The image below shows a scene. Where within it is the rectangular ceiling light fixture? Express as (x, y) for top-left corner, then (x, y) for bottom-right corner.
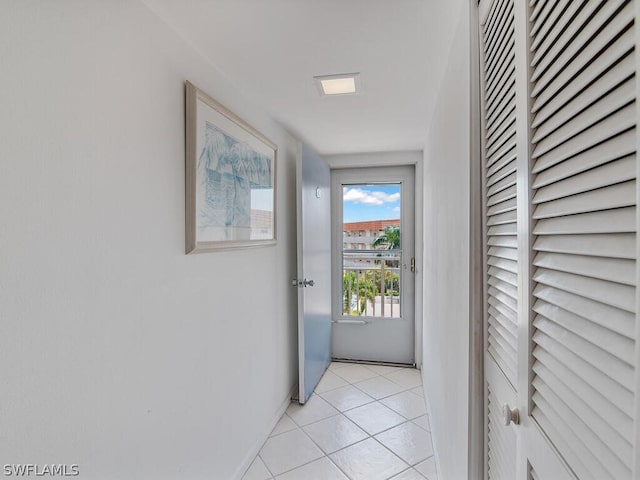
(314, 73), (360, 96)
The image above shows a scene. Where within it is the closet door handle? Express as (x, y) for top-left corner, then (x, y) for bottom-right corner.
(502, 404), (519, 426)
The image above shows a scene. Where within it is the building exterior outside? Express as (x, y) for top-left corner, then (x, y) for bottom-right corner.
(342, 219), (401, 317)
(343, 219), (400, 250)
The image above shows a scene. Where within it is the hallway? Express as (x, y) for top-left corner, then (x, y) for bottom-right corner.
(242, 362), (438, 480)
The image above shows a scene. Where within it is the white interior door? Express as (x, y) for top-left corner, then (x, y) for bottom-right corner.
(522, 1), (637, 478)
(296, 142), (332, 404)
(478, 0), (639, 478)
(331, 166), (415, 364)
(479, 0), (520, 476)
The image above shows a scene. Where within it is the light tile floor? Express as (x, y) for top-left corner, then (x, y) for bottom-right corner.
(242, 362), (439, 480)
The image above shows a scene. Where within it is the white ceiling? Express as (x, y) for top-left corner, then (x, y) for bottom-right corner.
(144, 0), (463, 155)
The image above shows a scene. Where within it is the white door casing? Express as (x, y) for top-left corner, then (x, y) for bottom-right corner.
(331, 166), (416, 364)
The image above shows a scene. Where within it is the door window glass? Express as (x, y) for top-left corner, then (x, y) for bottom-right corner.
(341, 184), (401, 318)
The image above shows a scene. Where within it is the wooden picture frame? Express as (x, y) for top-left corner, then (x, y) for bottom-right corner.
(185, 81), (277, 253)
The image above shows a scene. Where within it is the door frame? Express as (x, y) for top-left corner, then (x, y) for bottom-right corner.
(330, 166), (415, 364)
(326, 152), (424, 367)
(469, 0), (484, 479)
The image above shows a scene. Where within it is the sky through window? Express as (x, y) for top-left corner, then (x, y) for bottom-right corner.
(343, 184), (401, 222)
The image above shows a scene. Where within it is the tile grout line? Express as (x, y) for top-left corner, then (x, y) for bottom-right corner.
(296, 421), (355, 480)
(247, 362), (435, 480)
(256, 452), (275, 480)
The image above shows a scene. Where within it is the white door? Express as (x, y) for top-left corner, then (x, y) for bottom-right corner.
(478, 0), (639, 478)
(478, 0), (520, 476)
(296, 142), (332, 404)
(331, 166), (415, 364)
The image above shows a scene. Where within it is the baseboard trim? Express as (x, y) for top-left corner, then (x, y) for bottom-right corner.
(331, 358), (415, 368)
(233, 384), (296, 480)
(422, 370), (443, 480)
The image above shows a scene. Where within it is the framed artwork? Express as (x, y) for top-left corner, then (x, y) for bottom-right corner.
(185, 81), (277, 253)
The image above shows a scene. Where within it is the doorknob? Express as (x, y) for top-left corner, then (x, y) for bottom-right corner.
(502, 403), (519, 426)
(303, 279), (315, 287)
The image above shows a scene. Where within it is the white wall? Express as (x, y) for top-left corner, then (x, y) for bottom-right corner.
(0, 2), (298, 479)
(421, 2), (472, 480)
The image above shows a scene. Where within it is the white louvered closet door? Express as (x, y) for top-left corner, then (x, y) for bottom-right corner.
(478, 0), (519, 478)
(478, 0), (639, 478)
(524, 0), (638, 479)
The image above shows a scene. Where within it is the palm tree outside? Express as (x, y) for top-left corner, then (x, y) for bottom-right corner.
(372, 226), (400, 250)
(342, 184), (402, 317)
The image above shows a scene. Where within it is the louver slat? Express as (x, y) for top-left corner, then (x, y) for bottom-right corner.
(487, 388), (516, 480)
(532, 1), (632, 92)
(533, 348), (634, 443)
(533, 335), (634, 420)
(487, 184), (516, 207)
(532, 181), (635, 219)
(528, 0), (636, 477)
(532, 129), (636, 187)
(531, 50), (635, 133)
(531, 0), (592, 71)
(532, 103), (636, 167)
(487, 171), (516, 197)
(533, 206), (636, 235)
(532, 27), (635, 116)
(488, 235), (518, 249)
(488, 296), (517, 325)
(487, 144), (516, 177)
(533, 233), (636, 260)
(534, 284), (635, 339)
(487, 209), (516, 227)
(533, 372), (631, 472)
(487, 94), (515, 139)
(534, 268), (635, 313)
(488, 275), (517, 301)
(532, 155), (635, 203)
(485, 22), (514, 92)
(483, 0), (509, 56)
(487, 196), (516, 216)
(488, 266), (517, 287)
(482, 0), (518, 398)
(485, 5), (511, 70)
(532, 407), (599, 480)
(487, 158), (516, 187)
(530, 0), (570, 52)
(533, 251), (635, 286)
(529, 0), (546, 24)
(533, 316), (634, 390)
(533, 368), (633, 468)
(486, 72), (515, 123)
(532, 76), (635, 147)
(487, 256), (517, 275)
(532, 390), (624, 479)
(489, 307), (517, 338)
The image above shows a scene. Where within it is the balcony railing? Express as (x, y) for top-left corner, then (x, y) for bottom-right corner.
(342, 250), (402, 318)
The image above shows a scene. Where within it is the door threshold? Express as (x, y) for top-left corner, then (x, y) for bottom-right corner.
(331, 358), (416, 369)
